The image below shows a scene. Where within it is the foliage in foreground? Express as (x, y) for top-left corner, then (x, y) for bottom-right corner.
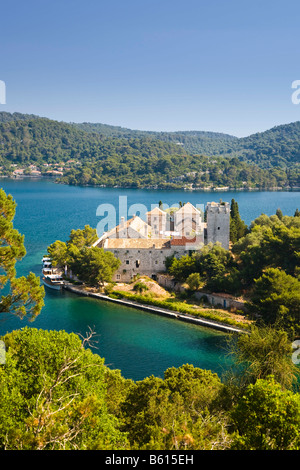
(0, 188), (45, 320)
(0, 326), (299, 450)
(0, 328), (128, 450)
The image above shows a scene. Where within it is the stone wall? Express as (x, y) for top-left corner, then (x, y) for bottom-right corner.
(194, 292), (247, 312)
(108, 247), (181, 282)
(156, 275), (247, 312)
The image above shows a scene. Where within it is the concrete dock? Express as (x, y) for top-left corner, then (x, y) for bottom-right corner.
(63, 282), (247, 335)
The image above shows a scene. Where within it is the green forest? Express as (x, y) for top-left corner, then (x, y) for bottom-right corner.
(0, 112), (299, 189)
(1, 326), (300, 450)
(73, 119), (300, 169)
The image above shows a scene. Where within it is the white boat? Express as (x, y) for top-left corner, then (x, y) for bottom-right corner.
(43, 274), (64, 290)
(42, 256), (52, 269)
(42, 267), (53, 276)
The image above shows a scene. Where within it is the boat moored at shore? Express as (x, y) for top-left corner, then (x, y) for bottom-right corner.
(42, 256), (64, 290)
(43, 274), (64, 290)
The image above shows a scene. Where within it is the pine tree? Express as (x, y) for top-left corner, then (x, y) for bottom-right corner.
(0, 188), (45, 319)
(230, 199), (248, 243)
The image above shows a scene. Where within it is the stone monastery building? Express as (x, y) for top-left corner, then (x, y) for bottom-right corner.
(93, 201), (230, 282)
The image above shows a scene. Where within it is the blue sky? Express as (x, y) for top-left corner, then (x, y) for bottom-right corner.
(0, 0), (300, 136)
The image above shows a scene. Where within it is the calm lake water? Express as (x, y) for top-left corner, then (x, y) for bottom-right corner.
(0, 178), (299, 381)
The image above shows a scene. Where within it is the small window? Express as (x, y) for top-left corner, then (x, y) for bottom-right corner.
(116, 274), (121, 280)
(217, 227), (220, 230)
(155, 260), (158, 264)
(126, 260), (130, 265)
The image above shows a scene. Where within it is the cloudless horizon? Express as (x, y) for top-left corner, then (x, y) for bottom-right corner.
(1, 0), (300, 137)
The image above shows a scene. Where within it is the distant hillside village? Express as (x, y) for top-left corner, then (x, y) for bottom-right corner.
(93, 201), (230, 283)
(6, 161), (80, 177)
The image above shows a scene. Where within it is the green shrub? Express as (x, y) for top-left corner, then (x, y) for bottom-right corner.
(110, 291), (249, 330)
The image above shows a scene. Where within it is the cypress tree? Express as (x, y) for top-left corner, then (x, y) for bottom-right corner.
(230, 199), (248, 243)
(276, 208), (283, 220)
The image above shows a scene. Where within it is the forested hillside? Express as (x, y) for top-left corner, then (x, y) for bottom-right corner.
(223, 121), (300, 169)
(74, 119), (300, 169)
(0, 112), (299, 189)
(74, 121), (238, 156)
(58, 154), (293, 189)
(0, 111), (43, 124)
(0, 116), (186, 165)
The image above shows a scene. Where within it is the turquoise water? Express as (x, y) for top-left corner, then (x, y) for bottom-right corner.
(0, 178), (299, 380)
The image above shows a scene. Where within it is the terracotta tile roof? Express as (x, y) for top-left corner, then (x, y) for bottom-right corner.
(104, 238), (171, 249)
(94, 216), (152, 246)
(170, 236), (197, 246)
